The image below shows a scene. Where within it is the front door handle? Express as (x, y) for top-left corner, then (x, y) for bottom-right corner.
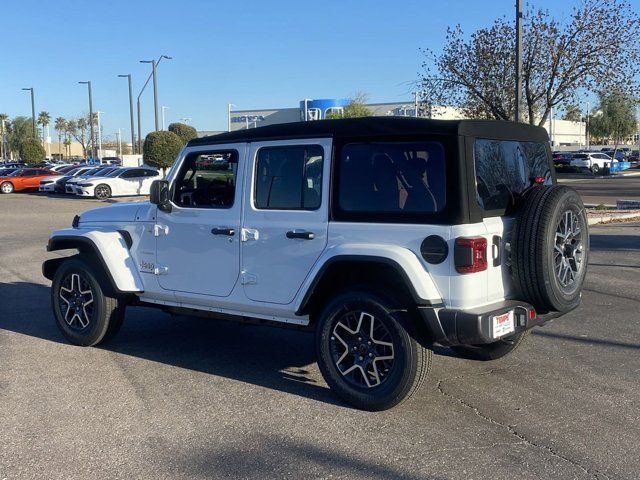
(286, 230), (314, 240)
(211, 227), (235, 236)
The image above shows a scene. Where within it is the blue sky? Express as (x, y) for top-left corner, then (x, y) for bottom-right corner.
(0, 0), (637, 140)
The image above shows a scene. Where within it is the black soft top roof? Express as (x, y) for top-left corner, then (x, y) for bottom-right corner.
(188, 116), (550, 146)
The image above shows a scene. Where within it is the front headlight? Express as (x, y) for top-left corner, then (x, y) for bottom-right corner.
(78, 183), (93, 187)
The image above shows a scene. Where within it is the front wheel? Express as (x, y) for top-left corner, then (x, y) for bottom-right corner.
(1, 182), (14, 194)
(591, 164), (600, 175)
(94, 184), (111, 200)
(316, 289), (432, 411)
(450, 331), (529, 361)
(51, 255), (125, 346)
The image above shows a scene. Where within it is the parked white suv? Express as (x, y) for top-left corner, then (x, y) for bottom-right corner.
(43, 118), (588, 410)
(570, 152), (614, 174)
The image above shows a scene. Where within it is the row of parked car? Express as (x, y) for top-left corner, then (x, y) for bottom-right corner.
(553, 148), (640, 174)
(0, 163), (159, 199)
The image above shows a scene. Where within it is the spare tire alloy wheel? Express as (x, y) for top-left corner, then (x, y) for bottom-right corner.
(1, 182), (13, 194)
(58, 273), (94, 330)
(330, 311), (395, 388)
(554, 210), (584, 290)
(95, 184), (111, 200)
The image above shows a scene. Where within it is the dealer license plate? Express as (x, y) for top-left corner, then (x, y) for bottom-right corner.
(492, 310), (515, 339)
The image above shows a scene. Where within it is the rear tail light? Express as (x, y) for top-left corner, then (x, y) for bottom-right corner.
(454, 237), (488, 274)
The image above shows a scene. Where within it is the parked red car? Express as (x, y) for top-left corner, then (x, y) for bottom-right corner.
(0, 168), (57, 194)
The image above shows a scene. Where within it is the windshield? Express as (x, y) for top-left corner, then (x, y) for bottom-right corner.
(8, 169), (24, 177)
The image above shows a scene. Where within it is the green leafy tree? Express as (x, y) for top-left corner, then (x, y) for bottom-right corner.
(19, 138), (46, 164)
(588, 91), (637, 152)
(421, 0), (640, 125)
(66, 117), (91, 157)
(562, 104), (583, 122)
(168, 122), (198, 144)
(143, 131), (183, 174)
(7, 116), (34, 157)
(325, 93), (372, 119)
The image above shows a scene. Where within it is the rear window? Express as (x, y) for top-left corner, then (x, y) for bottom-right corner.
(474, 139), (551, 211)
(337, 141), (446, 214)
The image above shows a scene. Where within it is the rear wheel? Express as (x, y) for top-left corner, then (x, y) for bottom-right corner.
(591, 164), (600, 175)
(94, 184), (111, 200)
(51, 256), (125, 346)
(1, 182), (14, 194)
(450, 331), (529, 361)
(316, 289), (431, 411)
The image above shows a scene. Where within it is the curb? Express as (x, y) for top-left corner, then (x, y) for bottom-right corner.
(588, 212), (640, 225)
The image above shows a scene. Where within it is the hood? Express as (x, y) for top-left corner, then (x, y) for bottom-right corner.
(79, 202), (149, 223)
(41, 175), (64, 183)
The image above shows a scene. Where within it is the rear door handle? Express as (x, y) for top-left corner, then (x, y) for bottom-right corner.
(211, 227), (235, 236)
(286, 230), (314, 240)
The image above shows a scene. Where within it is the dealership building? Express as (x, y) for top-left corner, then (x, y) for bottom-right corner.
(217, 98), (589, 147)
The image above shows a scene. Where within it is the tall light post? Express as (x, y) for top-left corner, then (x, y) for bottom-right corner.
(227, 104), (235, 132)
(118, 74), (136, 154)
(116, 129), (122, 157)
(161, 106), (169, 130)
(140, 55), (172, 132)
(585, 101), (590, 150)
(515, 0), (523, 122)
(78, 81), (94, 159)
(137, 55), (172, 152)
(22, 88), (36, 137)
(96, 111), (104, 161)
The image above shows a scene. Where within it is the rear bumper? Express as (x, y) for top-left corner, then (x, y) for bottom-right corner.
(419, 300), (569, 346)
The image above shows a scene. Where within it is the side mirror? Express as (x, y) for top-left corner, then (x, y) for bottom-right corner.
(150, 180), (172, 212)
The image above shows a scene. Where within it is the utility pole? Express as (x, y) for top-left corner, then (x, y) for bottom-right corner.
(96, 111), (104, 161)
(78, 81), (94, 159)
(118, 74), (136, 154)
(586, 101), (590, 150)
(117, 129), (122, 157)
(227, 104), (235, 132)
(161, 106), (169, 130)
(22, 88), (36, 137)
(515, 0), (523, 122)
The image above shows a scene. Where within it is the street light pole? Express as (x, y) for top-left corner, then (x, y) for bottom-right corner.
(137, 55), (172, 150)
(586, 101), (590, 150)
(117, 129), (122, 157)
(515, 0), (523, 122)
(161, 106), (169, 130)
(78, 81), (94, 159)
(22, 88), (36, 137)
(118, 74), (136, 154)
(227, 103), (235, 132)
(96, 111), (104, 161)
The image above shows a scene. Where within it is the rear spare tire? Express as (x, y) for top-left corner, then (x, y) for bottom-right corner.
(511, 185), (588, 313)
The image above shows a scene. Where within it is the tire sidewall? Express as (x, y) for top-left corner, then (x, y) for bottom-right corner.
(52, 258), (110, 346)
(316, 290), (418, 410)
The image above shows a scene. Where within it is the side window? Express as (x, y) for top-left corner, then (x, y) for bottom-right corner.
(338, 142), (446, 214)
(120, 169), (141, 179)
(173, 151), (238, 208)
(254, 145), (323, 210)
(474, 139), (551, 211)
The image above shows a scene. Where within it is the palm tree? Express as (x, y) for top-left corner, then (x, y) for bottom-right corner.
(0, 113), (8, 159)
(37, 111), (51, 143)
(54, 117), (67, 160)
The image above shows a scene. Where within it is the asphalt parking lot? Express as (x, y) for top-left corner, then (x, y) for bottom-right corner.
(559, 174), (640, 205)
(1, 193), (639, 479)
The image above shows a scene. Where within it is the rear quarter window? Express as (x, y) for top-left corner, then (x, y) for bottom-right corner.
(474, 139), (551, 211)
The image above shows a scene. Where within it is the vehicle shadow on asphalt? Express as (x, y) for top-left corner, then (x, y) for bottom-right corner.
(589, 233), (640, 251)
(532, 330), (640, 350)
(0, 281), (345, 408)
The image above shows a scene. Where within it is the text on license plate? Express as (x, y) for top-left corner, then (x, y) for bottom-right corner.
(492, 310), (515, 338)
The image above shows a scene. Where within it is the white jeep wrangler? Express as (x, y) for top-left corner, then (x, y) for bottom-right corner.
(43, 117), (588, 411)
